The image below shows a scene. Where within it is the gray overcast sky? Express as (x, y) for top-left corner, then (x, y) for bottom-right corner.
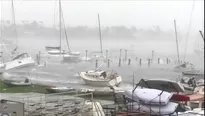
(0, 0), (204, 31)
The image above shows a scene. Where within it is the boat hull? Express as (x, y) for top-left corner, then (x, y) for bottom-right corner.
(5, 57), (35, 71)
(3, 81), (32, 87)
(79, 72), (122, 87)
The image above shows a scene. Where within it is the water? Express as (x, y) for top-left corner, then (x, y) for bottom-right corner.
(0, 36), (204, 101)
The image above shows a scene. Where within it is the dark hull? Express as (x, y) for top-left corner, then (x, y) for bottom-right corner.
(45, 88), (75, 93)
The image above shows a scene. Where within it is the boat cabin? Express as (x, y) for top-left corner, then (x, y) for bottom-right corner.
(85, 70), (107, 78)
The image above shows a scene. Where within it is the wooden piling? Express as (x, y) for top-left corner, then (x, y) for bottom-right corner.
(158, 58), (160, 64)
(38, 51), (41, 63)
(148, 58), (150, 66)
(85, 50), (88, 61)
(107, 59), (110, 68)
(128, 59), (131, 65)
(36, 54), (39, 65)
(95, 60), (98, 68)
(118, 58), (121, 67)
(139, 58), (142, 66)
(120, 49), (122, 59)
(106, 50), (108, 61)
(166, 58), (169, 64)
(125, 49), (127, 61)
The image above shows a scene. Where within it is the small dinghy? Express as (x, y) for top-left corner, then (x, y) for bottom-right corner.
(3, 78), (32, 87)
(45, 86), (75, 93)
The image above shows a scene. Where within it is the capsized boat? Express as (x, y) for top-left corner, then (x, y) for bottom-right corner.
(4, 53), (35, 71)
(79, 69), (122, 87)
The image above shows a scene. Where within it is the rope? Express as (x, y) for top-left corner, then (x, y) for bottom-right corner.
(184, 0), (195, 61)
(60, 5), (71, 52)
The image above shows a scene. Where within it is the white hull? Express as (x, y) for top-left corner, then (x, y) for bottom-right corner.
(5, 57), (35, 71)
(47, 49), (66, 55)
(124, 88), (173, 106)
(79, 72), (122, 87)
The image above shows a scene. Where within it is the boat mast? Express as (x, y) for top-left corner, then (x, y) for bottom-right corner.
(199, 30), (204, 42)
(98, 14), (103, 55)
(60, 4), (71, 52)
(59, 0), (61, 52)
(11, 0), (18, 49)
(174, 20), (180, 65)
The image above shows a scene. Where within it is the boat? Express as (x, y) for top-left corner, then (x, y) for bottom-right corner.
(174, 62), (195, 72)
(3, 78), (32, 87)
(45, 86), (75, 93)
(182, 70), (204, 77)
(137, 78), (185, 93)
(46, 46), (66, 55)
(2, 0), (35, 71)
(4, 53), (35, 71)
(79, 64), (122, 87)
(124, 88), (173, 106)
(46, 0), (80, 59)
(79, 70), (122, 87)
(179, 76), (204, 91)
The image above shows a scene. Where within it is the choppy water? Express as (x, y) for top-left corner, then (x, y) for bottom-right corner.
(0, 36), (204, 100)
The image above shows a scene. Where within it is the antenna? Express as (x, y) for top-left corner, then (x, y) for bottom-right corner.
(174, 20), (180, 65)
(97, 13), (103, 55)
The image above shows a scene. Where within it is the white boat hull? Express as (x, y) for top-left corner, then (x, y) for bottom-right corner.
(5, 57), (35, 71)
(79, 72), (122, 87)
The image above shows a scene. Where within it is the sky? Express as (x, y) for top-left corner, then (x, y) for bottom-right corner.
(0, 0), (204, 32)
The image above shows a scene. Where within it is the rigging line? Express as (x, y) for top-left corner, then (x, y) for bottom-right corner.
(184, 0), (195, 61)
(60, 7), (71, 52)
(201, 0), (204, 30)
(53, 0), (57, 28)
(11, 0), (18, 49)
(59, 0), (61, 50)
(174, 20), (180, 65)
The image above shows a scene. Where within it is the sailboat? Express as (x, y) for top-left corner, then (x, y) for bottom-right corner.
(81, 14), (105, 62)
(79, 64), (122, 87)
(46, 0), (80, 60)
(173, 20), (195, 72)
(3, 0), (35, 71)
